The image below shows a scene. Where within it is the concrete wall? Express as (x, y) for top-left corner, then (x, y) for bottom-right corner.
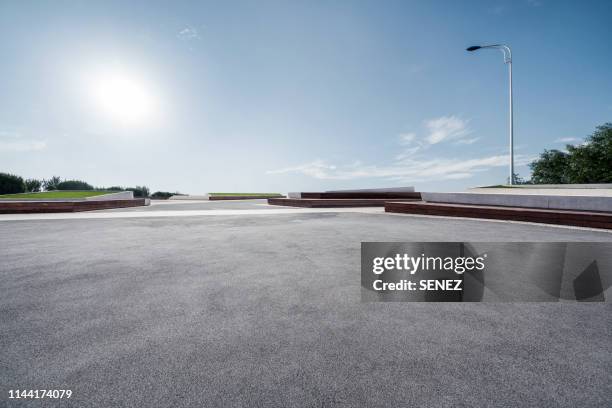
(168, 195), (210, 200)
(422, 192), (612, 213)
(289, 187), (416, 199)
(326, 186), (415, 193)
(477, 183), (612, 189)
(1, 191), (135, 202)
(469, 188), (612, 197)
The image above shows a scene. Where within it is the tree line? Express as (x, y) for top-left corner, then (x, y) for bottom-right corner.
(522, 122), (611, 184)
(0, 174), (153, 198)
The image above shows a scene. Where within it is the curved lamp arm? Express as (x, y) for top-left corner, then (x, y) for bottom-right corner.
(467, 44), (512, 63)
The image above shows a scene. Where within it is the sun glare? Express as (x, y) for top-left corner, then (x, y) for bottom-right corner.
(90, 70), (158, 125)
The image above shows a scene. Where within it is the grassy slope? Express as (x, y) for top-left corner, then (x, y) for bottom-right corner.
(209, 193), (282, 196)
(0, 191), (113, 199)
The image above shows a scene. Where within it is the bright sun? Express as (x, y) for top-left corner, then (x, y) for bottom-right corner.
(90, 70), (158, 125)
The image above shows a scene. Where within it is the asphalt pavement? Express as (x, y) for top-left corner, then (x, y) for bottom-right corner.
(1, 200), (611, 407)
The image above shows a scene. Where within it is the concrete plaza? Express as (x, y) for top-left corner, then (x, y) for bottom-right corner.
(1, 200), (611, 407)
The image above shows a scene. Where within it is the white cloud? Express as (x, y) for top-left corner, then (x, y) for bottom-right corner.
(268, 154), (533, 183)
(454, 137), (480, 145)
(395, 146), (422, 161)
(268, 160), (338, 179)
(554, 137), (580, 143)
(398, 132), (416, 145)
(267, 114), (530, 183)
(424, 115), (471, 144)
(178, 26), (200, 41)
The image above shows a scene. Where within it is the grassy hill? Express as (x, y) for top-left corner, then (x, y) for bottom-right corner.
(0, 191), (113, 199)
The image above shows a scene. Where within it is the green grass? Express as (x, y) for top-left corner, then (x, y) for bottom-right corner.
(209, 192), (282, 196)
(0, 190), (113, 199)
(480, 185), (526, 188)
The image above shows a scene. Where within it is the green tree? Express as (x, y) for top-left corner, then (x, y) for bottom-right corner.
(24, 178), (43, 192)
(127, 186), (150, 198)
(56, 180), (93, 190)
(565, 123), (612, 183)
(529, 150), (570, 184)
(529, 123), (612, 184)
(43, 176), (62, 191)
(0, 172), (26, 194)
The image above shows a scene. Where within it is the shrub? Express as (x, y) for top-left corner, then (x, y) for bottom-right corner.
(24, 178), (43, 192)
(127, 185), (150, 198)
(56, 180), (94, 190)
(0, 172), (26, 194)
(151, 191), (175, 199)
(43, 176), (62, 191)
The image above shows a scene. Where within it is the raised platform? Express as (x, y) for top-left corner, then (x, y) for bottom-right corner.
(268, 198), (394, 208)
(325, 186), (415, 193)
(0, 199), (148, 214)
(385, 201), (612, 230)
(299, 192), (421, 199)
(269, 191), (422, 208)
(209, 194), (284, 201)
(422, 192), (612, 213)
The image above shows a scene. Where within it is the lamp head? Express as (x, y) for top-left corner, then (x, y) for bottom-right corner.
(466, 46), (481, 52)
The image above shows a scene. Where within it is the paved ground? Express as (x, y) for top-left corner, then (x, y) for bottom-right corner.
(1, 200), (611, 407)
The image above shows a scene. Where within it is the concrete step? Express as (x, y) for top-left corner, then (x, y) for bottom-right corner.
(385, 201), (612, 230)
(300, 192), (421, 200)
(209, 194), (284, 200)
(268, 198), (413, 208)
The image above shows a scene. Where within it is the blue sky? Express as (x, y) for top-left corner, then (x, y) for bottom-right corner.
(0, 0), (610, 193)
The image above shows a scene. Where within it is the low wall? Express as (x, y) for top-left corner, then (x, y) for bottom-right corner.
(0, 199), (147, 214)
(0, 191), (135, 202)
(326, 186), (415, 193)
(289, 188), (416, 199)
(169, 195), (210, 200)
(422, 192), (612, 213)
(209, 194), (284, 200)
(477, 183), (612, 189)
(300, 192), (421, 199)
(469, 188), (612, 197)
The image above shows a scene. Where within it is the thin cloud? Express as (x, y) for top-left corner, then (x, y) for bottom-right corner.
(268, 114), (530, 183)
(395, 146), (422, 161)
(268, 154), (533, 183)
(398, 132), (417, 145)
(177, 25), (200, 41)
(554, 137), (580, 143)
(454, 137), (480, 145)
(424, 115), (471, 144)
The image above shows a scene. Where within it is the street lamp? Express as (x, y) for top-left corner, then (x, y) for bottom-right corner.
(467, 44), (514, 185)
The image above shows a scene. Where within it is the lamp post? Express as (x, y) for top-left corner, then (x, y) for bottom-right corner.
(466, 44), (514, 185)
